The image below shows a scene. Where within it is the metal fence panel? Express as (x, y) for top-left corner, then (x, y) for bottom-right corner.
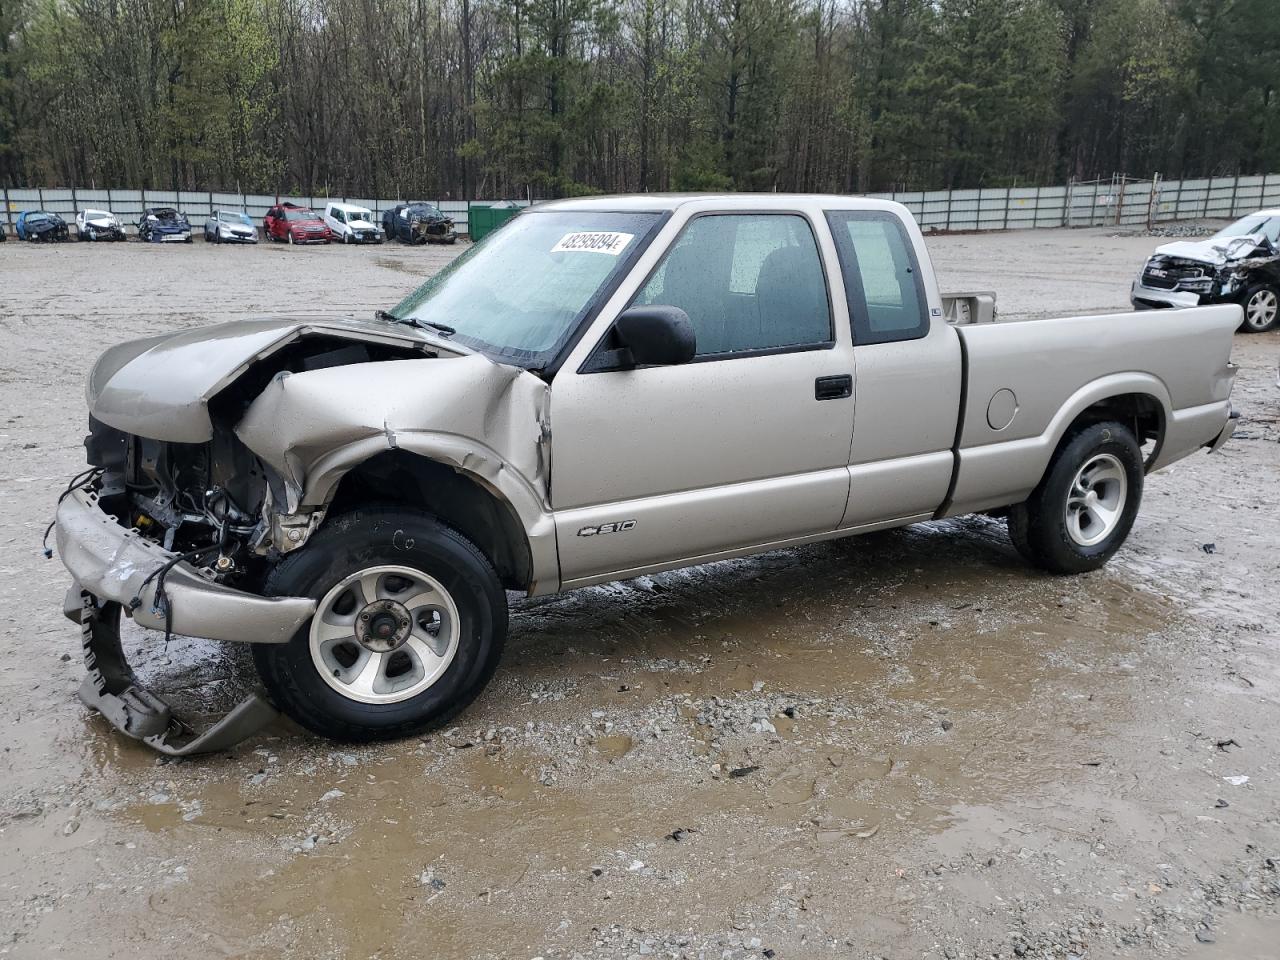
(6, 175), (1279, 235)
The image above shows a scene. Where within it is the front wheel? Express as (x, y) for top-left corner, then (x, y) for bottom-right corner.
(1240, 283), (1280, 333)
(1007, 420), (1143, 574)
(254, 509), (507, 742)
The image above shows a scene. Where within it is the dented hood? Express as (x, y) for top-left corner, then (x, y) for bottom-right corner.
(87, 317), (442, 442)
(1153, 233), (1273, 267)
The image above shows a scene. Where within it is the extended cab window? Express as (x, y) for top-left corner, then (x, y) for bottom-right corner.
(632, 213), (830, 357)
(826, 212), (928, 344)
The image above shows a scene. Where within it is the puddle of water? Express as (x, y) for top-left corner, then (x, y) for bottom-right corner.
(1198, 911), (1280, 959)
(594, 733), (634, 760)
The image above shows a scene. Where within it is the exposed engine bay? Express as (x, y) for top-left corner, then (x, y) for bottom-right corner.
(84, 334), (433, 594)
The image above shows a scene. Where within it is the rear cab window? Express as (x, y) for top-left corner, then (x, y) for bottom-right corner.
(825, 211), (928, 345)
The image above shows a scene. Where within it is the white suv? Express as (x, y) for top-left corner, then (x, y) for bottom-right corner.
(325, 202), (382, 244)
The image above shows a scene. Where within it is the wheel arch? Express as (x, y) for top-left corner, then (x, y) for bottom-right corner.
(945, 373), (1171, 518)
(312, 447), (556, 594)
(1056, 388), (1167, 472)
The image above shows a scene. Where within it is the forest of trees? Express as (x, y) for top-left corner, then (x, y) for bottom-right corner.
(0, 0), (1277, 198)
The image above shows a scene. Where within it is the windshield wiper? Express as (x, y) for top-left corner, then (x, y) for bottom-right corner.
(375, 309), (456, 337)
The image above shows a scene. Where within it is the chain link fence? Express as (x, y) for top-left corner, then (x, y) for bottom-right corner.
(4, 173), (1280, 235)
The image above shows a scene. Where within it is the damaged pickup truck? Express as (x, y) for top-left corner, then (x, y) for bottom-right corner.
(1132, 210), (1280, 332)
(54, 195), (1240, 754)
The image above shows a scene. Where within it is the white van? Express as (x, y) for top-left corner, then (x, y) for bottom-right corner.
(324, 202), (382, 244)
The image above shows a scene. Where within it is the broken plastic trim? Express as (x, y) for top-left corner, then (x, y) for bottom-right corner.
(77, 592), (280, 756)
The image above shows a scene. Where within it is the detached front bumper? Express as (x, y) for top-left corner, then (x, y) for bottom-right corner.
(55, 485), (314, 644)
(55, 484), (316, 755)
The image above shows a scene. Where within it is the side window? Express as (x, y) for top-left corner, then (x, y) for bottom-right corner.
(825, 212), (928, 345)
(632, 213), (831, 357)
(333, 209), (345, 223)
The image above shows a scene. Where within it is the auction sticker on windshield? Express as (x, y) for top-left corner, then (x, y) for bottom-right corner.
(552, 232), (635, 255)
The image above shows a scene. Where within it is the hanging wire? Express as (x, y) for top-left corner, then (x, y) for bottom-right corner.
(42, 467), (104, 558)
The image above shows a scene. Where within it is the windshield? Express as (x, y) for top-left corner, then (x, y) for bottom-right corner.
(349, 209), (373, 223)
(1213, 214), (1280, 244)
(392, 210), (662, 366)
(219, 211), (252, 225)
(284, 209), (314, 221)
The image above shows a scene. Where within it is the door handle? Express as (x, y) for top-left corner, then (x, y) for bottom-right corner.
(814, 374), (852, 401)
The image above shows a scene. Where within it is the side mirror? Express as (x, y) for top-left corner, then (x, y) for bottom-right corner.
(614, 305), (696, 367)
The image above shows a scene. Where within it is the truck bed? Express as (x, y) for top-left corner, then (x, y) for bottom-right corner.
(942, 303), (1240, 517)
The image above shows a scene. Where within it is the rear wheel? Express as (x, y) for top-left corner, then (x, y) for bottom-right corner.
(1240, 283), (1279, 333)
(254, 508), (507, 742)
(1006, 421), (1143, 574)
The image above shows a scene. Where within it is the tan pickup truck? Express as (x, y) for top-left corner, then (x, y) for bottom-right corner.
(55, 195), (1239, 753)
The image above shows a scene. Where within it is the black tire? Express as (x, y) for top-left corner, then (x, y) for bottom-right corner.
(1006, 420), (1143, 574)
(254, 508), (507, 743)
(1239, 282), (1280, 333)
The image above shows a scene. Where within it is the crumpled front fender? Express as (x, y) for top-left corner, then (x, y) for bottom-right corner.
(235, 353), (558, 589)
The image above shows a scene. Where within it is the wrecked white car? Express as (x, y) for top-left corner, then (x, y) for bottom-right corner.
(53, 195), (1240, 754)
(1132, 211), (1280, 332)
(75, 208), (127, 241)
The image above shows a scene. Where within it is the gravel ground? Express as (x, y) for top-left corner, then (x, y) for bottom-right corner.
(1, 224), (1278, 960)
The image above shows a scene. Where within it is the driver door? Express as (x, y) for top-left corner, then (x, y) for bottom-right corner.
(550, 211), (857, 587)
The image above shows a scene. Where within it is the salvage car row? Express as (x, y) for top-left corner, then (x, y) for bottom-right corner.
(0, 201), (458, 245)
(7, 200), (1279, 333)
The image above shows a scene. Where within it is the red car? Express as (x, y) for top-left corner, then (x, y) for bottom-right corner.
(264, 203), (332, 244)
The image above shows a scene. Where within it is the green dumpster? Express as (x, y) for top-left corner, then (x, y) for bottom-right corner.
(467, 200), (522, 242)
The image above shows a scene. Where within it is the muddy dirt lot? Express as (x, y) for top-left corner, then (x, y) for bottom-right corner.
(1, 226), (1278, 960)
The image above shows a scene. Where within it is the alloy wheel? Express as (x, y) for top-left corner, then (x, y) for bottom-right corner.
(309, 565), (461, 705)
(1245, 288), (1278, 330)
(1064, 453), (1128, 547)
